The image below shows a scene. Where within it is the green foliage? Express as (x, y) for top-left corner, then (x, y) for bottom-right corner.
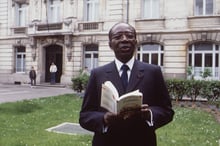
(185, 80), (203, 101)
(166, 79), (187, 101)
(166, 79), (220, 102)
(71, 73), (89, 92)
(186, 66), (192, 76)
(200, 68), (212, 79)
(186, 66), (212, 80)
(201, 81), (220, 102)
(186, 66), (194, 80)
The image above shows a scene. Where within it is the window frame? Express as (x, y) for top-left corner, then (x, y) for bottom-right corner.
(188, 42), (219, 79)
(15, 3), (27, 26)
(137, 43), (164, 67)
(194, 0), (214, 16)
(47, 0), (61, 23)
(15, 46), (26, 73)
(83, 44), (99, 71)
(84, 0), (99, 21)
(142, 0), (160, 19)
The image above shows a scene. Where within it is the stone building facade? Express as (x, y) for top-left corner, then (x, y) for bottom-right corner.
(0, 0), (220, 85)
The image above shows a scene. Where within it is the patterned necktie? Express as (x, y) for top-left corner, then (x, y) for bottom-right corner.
(120, 64), (129, 89)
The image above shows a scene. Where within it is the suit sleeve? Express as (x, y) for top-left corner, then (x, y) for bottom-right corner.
(79, 69), (106, 133)
(149, 66), (174, 129)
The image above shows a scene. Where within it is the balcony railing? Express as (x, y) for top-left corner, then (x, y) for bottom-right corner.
(37, 23), (63, 31)
(135, 18), (165, 31)
(188, 15), (220, 28)
(28, 20), (103, 35)
(78, 22), (104, 32)
(11, 27), (27, 35)
(28, 20), (73, 36)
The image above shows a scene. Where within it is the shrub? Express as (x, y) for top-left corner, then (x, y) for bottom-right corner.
(71, 73), (89, 93)
(186, 66), (194, 80)
(206, 81), (220, 101)
(166, 79), (220, 102)
(185, 80), (203, 101)
(166, 79), (187, 101)
(200, 68), (212, 79)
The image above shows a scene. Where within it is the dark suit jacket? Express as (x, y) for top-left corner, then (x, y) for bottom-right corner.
(79, 60), (174, 146)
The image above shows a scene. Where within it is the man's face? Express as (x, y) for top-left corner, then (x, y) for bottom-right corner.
(109, 23), (137, 63)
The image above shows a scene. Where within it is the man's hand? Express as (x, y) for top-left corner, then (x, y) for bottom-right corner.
(104, 112), (121, 126)
(140, 104), (151, 121)
(104, 104), (151, 125)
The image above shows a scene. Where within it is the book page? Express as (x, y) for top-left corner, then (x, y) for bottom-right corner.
(104, 81), (119, 99)
(117, 90), (143, 114)
(119, 90), (142, 100)
(100, 83), (117, 113)
(101, 81), (143, 115)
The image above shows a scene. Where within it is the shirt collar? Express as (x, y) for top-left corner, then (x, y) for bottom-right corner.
(115, 56), (135, 72)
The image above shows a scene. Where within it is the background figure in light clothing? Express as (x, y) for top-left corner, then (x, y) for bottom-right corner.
(49, 62), (57, 84)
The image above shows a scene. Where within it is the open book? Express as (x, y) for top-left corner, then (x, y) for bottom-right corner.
(101, 81), (143, 115)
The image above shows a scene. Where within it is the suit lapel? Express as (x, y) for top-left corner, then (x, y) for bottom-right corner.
(127, 60), (144, 92)
(105, 62), (125, 95)
(104, 60), (144, 95)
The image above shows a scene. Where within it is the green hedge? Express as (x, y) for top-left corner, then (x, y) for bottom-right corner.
(71, 73), (220, 102)
(166, 79), (220, 102)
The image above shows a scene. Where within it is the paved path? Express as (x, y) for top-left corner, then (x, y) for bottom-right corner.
(0, 83), (75, 104)
(46, 122), (93, 135)
(0, 83), (92, 135)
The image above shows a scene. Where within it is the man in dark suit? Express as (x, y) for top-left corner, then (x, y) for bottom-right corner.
(79, 22), (174, 146)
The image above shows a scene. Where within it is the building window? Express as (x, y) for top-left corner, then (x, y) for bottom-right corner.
(188, 42), (219, 79)
(15, 47), (26, 73)
(15, 3), (27, 26)
(142, 0), (160, 19)
(47, 0), (61, 23)
(84, 44), (98, 71)
(195, 0), (213, 16)
(137, 43), (163, 67)
(84, 0), (99, 21)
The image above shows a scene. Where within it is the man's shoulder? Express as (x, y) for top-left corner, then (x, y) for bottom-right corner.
(96, 61), (114, 69)
(135, 60), (161, 71)
(136, 60), (157, 67)
(91, 62), (114, 72)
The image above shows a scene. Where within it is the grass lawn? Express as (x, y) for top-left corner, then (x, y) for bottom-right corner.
(0, 94), (220, 146)
(156, 106), (220, 146)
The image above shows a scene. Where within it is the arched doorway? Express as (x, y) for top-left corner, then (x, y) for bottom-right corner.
(45, 45), (63, 83)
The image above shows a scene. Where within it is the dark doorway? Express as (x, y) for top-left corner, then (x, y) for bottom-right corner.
(45, 45), (63, 83)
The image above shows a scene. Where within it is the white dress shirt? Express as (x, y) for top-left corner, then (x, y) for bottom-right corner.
(114, 56), (135, 82)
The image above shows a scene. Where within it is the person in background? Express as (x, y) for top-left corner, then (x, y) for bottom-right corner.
(81, 66), (90, 76)
(79, 22), (174, 146)
(29, 66), (36, 86)
(49, 62), (57, 84)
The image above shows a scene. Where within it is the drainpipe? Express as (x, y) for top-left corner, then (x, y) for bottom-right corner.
(126, 0), (129, 23)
